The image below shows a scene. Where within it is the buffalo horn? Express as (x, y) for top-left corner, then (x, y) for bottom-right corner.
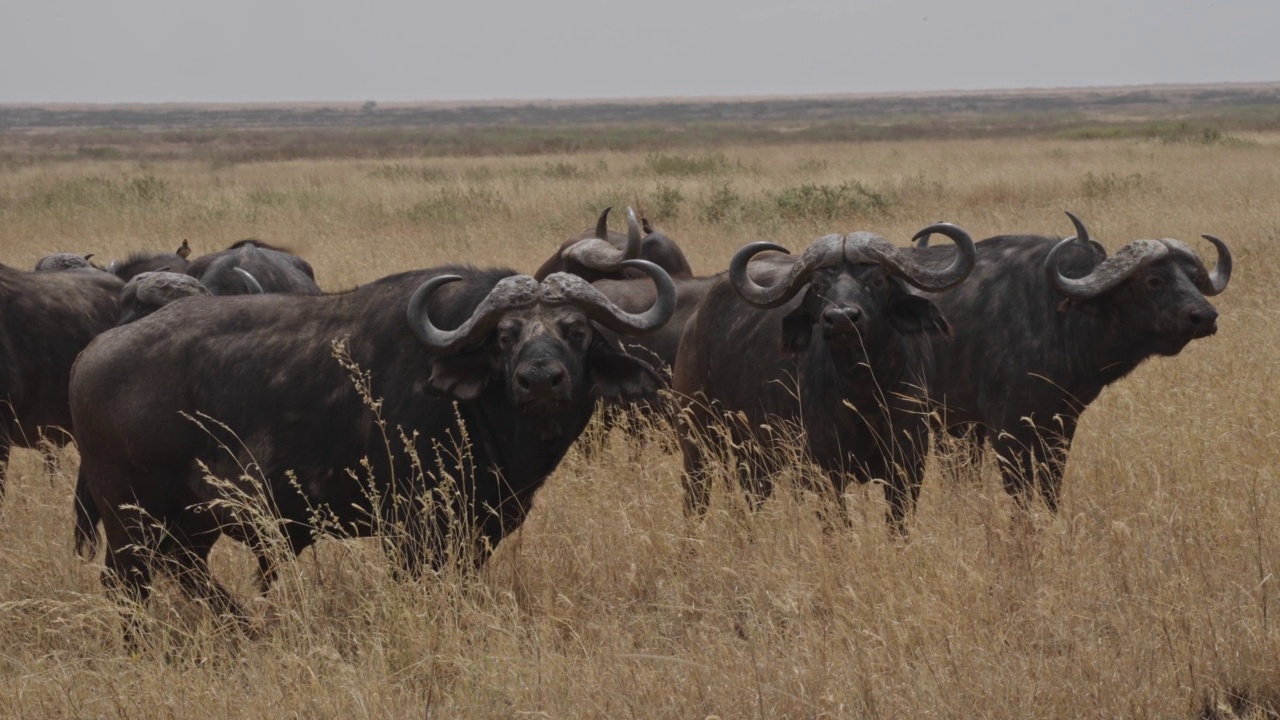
(560, 205), (646, 272)
(1064, 210), (1109, 258)
(1046, 237), (1170, 300)
(408, 274), (540, 353)
(1193, 234), (1232, 296)
(594, 206), (611, 240)
(730, 235), (844, 308)
(130, 271), (210, 306)
(234, 267), (264, 294)
(624, 207), (644, 259)
(541, 259), (675, 335)
(889, 222), (976, 291)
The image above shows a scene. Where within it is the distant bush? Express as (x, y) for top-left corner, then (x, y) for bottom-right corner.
(648, 182), (684, 220)
(645, 152), (734, 177)
(76, 145), (124, 160)
(513, 161), (586, 180)
(368, 163), (452, 182)
(1058, 121), (1243, 146)
(697, 183), (750, 224)
(27, 173), (172, 211)
(796, 158), (829, 173)
(772, 181), (892, 222)
(404, 185), (506, 224)
(1152, 122), (1226, 145)
(1080, 171), (1149, 200)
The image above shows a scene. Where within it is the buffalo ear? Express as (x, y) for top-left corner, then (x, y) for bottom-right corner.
(427, 352), (493, 400)
(781, 306), (814, 353)
(890, 294), (951, 336)
(589, 343), (663, 403)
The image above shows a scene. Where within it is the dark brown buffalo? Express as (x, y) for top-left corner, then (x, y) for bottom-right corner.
(71, 260), (675, 635)
(0, 264), (122, 498)
(674, 224), (975, 530)
(913, 212), (1231, 510)
(106, 240), (192, 281)
(534, 206), (694, 283)
(115, 270), (212, 326)
(185, 239), (320, 295)
(34, 253), (96, 271)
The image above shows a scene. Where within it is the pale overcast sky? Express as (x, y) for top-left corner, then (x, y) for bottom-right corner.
(1, 0), (1275, 103)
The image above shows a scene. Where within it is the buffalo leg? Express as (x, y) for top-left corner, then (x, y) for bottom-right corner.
(939, 424), (985, 483)
(164, 538), (249, 628)
(39, 439), (59, 479)
(1036, 413), (1079, 513)
(735, 447), (775, 512)
(102, 545), (154, 648)
(992, 417), (1076, 513)
(251, 524), (312, 595)
(813, 473), (851, 533)
(883, 471), (924, 535)
(678, 417), (715, 518)
(0, 440), (9, 501)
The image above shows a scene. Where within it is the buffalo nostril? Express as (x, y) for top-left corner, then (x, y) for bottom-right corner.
(1188, 309), (1218, 326)
(822, 307), (862, 329)
(548, 369), (566, 389)
(516, 373), (531, 390)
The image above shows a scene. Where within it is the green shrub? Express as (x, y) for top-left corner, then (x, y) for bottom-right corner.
(697, 183), (750, 225)
(368, 163), (452, 182)
(1080, 171), (1148, 199)
(648, 182), (684, 220)
(644, 152), (734, 177)
(772, 180), (892, 222)
(405, 185), (506, 224)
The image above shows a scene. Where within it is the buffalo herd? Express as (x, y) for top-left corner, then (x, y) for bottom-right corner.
(0, 209), (1232, 638)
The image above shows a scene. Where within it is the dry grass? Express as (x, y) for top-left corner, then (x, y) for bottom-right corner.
(2, 133), (1280, 718)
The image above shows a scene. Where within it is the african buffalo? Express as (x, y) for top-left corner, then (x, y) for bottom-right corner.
(674, 224), (976, 530)
(0, 264), (122, 499)
(71, 260), (675, 633)
(534, 206), (694, 283)
(34, 253), (96, 271)
(185, 239), (320, 295)
(115, 270), (213, 326)
(106, 240), (192, 281)
(913, 212), (1231, 510)
(543, 208), (710, 381)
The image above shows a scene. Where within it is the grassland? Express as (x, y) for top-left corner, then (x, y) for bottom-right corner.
(2, 89), (1280, 718)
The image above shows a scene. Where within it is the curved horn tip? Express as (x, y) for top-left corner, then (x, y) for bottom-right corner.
(406, 274), (466, 346)
(1198, 234), (1232, 295)
(234, 267), (264, 294)
(608, 259), (678, 333)
(623, 207), (643, 259)
(1064, 210), (1091, 243)
(728, 241), (804, 309)
(594, 206), (612, 238)
(892, 223), (976, 291)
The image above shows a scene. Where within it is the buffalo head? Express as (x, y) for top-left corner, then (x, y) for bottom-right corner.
(408, 259), (676, 419)
(1046, 212), (1231, 356)
(117, 271), (211, 325)
(729, 223), (975, 355)
(34, 253), (96, 271)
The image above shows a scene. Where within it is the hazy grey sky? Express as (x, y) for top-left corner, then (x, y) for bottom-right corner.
(2, 0), (1275, 103)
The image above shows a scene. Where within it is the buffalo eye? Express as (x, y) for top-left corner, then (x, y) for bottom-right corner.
(561, 320), (591, 347)
(865, 271), (888, 291)
(496, 320), (521, 351)
(1145, 274), (1165, 290)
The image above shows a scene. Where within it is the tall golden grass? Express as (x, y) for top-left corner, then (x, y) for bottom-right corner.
(1, 132), (1279, 718)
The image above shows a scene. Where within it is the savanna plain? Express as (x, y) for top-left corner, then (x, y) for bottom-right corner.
(2, 108), (1280, 718)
